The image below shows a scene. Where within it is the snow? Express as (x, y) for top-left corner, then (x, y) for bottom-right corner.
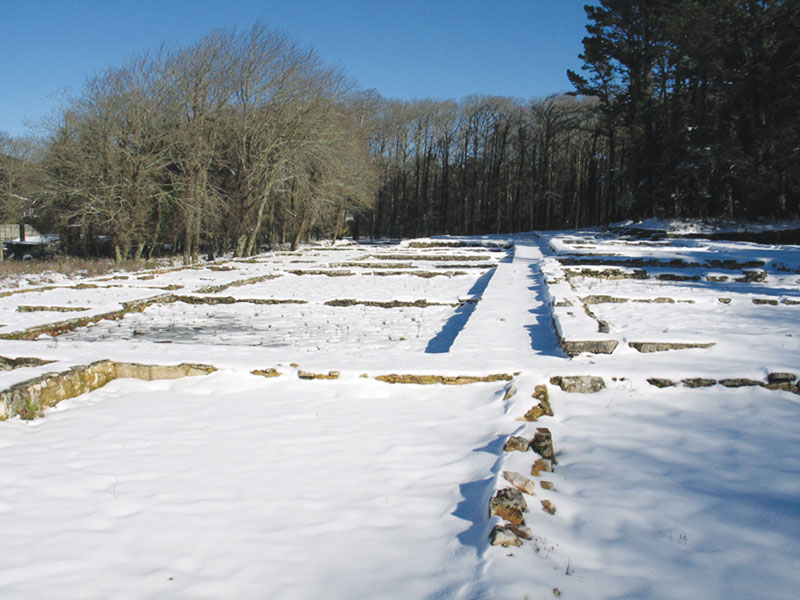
(1, 232), (799, 599)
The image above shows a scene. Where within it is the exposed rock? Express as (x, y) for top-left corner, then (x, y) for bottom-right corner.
(735, 269), (767, 283)
(368, 270), (468, 278)
(559, 339), (619, 356)
(647, 378), (676, 388)
(784, 299), (800, 305)
(502, 471), (536, 495)
(522, 405), (546, 422)
(632, 296), (675, 303)
(17, 305), (90, 313)
(504, 523), (533, 540)
(657, 273), (701, 282)
(682, 378), (717, 388)
(597, 320), (610, 334)
(324, 298), (453, 308)
(531, 428), (556, 462)
(563, 267), (648, 280)
(707, 259), (765, 270)
(752, 298), (779, 305)
(629, 342), (715, 353)
(176, 295), (306, 306)
(580, 295), (628, 304)
(532, 458), (553, 475)
(374, 373), (512, 385)
(251, 368), (281, 378)
(328, 262), (415, 269)
(541, 500), (556, 515)
(287, 269), (354, 277)
(707, 275), (729, 282)
(540, 481), (556, 491)
(0, 355), (55, 371)
(561, 256), (699, 269)
(718, 378), (762, 388)
(194, 273), (281, 293)
(533, 384), (550, 405)
(297, 370), (340, 380)
(489, 525), (522, 547)
(718, 297), (732, 304)
(554, 299), (573, 307)
(489, 488), (527, 525)
(504, 436), (530, 453)
(767, 372), (797, 384)
(373, 254), (489, 262)
(1, 361), (216, 420)
(0, 293), (174, 341)
(550, 375), (605, 393)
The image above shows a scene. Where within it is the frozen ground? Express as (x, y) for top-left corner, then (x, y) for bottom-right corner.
(1, 231), (798, 599)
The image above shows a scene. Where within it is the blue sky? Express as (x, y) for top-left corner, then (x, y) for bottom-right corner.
(1, 0), (591, 137)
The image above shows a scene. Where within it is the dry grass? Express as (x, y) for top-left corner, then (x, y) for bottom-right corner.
(0, 257), (164, 280)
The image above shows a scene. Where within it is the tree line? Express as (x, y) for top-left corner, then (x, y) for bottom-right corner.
(3, 25), (377, 262)
(2, 2), (798, 261)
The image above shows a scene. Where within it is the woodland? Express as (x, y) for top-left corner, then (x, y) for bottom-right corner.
(1, 0), (798, 262)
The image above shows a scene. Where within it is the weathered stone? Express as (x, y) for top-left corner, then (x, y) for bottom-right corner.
(324, 298), (452, 308)
(647, 378), (676, 388)
(0, 293), (175, 340)
(251, 368), (281, 378)
(0, 356), (55, 372)
(373, 253), (489, 262)
(287, 269), (354, 277)
(504, 523), (533, 540)
(559, 340), (619, 356)
(489, 525), (522, 547)
(597, 320), (610, 333)
(368, 270), (468, 278)
(532, 458), (553, 475)
(658, 273), (701, 282)
(752, 298), (779, 305)
(718, 378), (762, 388)
(550, 375), (605, 393)
(541, 500), (556, 515)
(194, 273), (281, 293)
(531, 428), (556, 462)
(707, 259), (765, 270)
(784, 299), (800, 305)
(521, 405), (547, 422)
(504, 436), (530, 453)
(580, 295), (629, 304)
(629, 342), (715, 353)
(718, 297), (732, 304)
(297, 370), (340, 380)
(540, 481), (556, 491)
(735, 269), (767, 283)
(489, 488), (527, 525)
(682, 377), (717, 388)
(16, 305), (90, 313)
(502, 471), (536, 495)
(0, 361), (216, 421)
(767, 372), (796, 384)
(375, 373), (512, 385)
(532, 384), (549, 404)
(707, 275), (729, 282)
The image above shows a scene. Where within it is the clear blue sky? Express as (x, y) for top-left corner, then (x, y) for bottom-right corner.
(1, 0), (591, 138)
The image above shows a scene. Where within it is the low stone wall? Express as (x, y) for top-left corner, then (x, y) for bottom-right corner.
(0, 360), (216, 420)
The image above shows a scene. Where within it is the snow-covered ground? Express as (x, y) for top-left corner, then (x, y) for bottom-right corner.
(1, 231), (798, 599)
